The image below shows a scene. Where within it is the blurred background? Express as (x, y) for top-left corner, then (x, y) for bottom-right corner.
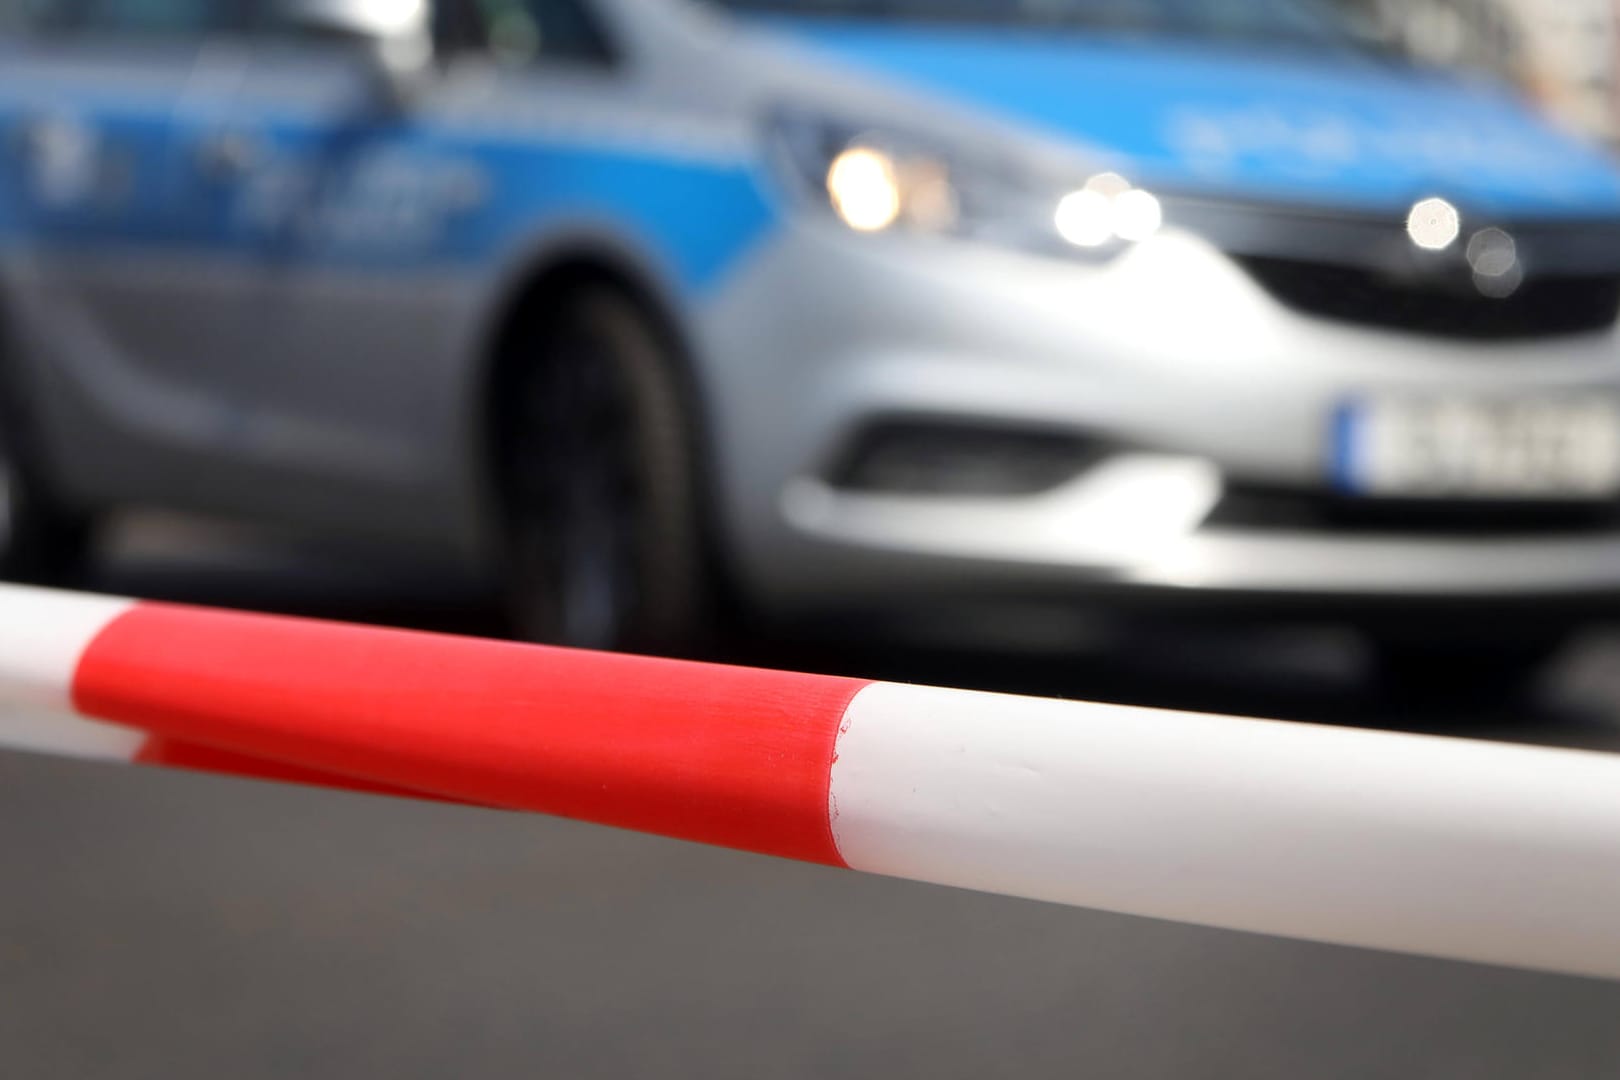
(8, 0), (1620, 1076)
(1338, 0), (1620, 145)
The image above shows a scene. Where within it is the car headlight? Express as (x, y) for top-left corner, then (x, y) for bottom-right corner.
(767, 109), (1162, 254)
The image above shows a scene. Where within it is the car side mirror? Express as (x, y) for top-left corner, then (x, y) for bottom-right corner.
(269, 0), (435, 114)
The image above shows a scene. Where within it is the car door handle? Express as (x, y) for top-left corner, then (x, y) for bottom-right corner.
(193, 129), (264, 181)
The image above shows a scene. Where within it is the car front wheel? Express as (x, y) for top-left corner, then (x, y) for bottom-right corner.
(501, 285), (710, 655)
(0, 417), (90, 586)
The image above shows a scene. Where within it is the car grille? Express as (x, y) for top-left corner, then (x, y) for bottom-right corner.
(1236, 256), (1620, 340)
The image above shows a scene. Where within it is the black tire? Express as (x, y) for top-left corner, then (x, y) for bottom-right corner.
(0, 424), (90, 586)
(500, 286), (710, 654)
(1370, 633), (1568, 702)
(0, 324), (90, 586)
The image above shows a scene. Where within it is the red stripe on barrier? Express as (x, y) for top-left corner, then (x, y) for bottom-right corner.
(76, 604), (867, 865)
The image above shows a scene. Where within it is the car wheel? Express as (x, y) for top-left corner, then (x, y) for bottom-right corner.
(0, 416), (90, 586)
(1370, 632), (1569, 702)
(502, 286), (709, 654)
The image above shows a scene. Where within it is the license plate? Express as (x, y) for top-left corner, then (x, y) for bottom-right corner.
(1332, 396), (1620, 498)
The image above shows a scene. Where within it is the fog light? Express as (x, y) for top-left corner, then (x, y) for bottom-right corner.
(1056, 173), (1162, 248)
(1111, 188), (1163, 242)
(829, 422), (1101, 496)
(1055, 189), (1114, 248)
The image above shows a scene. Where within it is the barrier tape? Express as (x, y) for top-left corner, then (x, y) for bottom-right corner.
(1, 582), (1618, 979)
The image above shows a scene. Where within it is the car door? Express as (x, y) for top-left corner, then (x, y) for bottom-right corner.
(200, 0), (630, 546)
(154, 0), (489, 542)
(0, 1), (264, 507)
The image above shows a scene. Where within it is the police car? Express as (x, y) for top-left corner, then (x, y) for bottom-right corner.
(6, 0), (1620, 683)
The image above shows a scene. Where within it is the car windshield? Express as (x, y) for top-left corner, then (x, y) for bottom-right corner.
(707, 0), (1382, 52)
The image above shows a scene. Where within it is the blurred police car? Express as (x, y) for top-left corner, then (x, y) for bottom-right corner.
(5, 0), (1620, 682)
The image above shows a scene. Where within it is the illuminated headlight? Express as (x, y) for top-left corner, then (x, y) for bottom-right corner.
(769, 109), (1158, 255)
(826, 147), (901, 231)
(1407, 196), (1461, 251)
(824, 146), (958, 233)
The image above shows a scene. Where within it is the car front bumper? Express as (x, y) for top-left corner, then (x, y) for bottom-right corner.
(697, 216), (1620, 617)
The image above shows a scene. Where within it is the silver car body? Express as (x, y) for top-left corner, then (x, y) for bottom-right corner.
(5, 0), (1620, 636)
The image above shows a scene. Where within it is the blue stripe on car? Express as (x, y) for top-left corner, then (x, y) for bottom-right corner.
(0, 102), (779, 296)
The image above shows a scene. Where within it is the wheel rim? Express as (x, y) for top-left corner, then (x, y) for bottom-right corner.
(517, 334), (642, 649)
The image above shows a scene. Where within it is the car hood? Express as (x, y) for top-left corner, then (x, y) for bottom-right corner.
(758, 19), (1620, 219)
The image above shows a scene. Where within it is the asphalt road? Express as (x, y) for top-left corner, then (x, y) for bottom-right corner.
(6, 514), (1620, 1079)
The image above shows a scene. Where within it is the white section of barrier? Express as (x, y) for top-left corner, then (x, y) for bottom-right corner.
(0, 707), (145, 762)
(0, 590), (131, 711)
(831, 682), (1620, 979)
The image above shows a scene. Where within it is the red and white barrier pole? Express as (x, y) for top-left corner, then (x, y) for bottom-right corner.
(2, 582), (1619, 979)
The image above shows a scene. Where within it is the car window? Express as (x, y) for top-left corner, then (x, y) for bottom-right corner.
(16, 0), (248, 35)
(473, 0), (616, 66)
(708, 0), (1387, 54)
